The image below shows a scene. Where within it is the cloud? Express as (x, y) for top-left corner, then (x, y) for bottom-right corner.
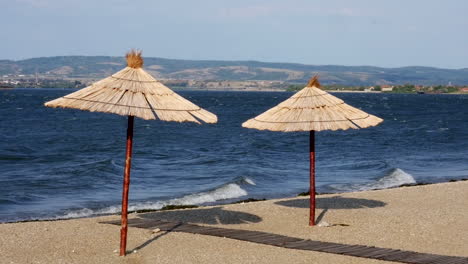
(214, 1), (378, 21)
(219, 5), (276, 19)
(14, 0), (52, 8)
(334, 7), (365, 17)
(13, 0), (125, 9)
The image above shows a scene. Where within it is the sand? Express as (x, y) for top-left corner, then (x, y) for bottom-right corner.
(0, 181), (467, 264)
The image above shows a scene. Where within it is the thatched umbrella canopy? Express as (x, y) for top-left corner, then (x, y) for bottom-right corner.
(45, 50), (217, 256)
(45, 52), (216, 123)
(242, 76), (382, 226)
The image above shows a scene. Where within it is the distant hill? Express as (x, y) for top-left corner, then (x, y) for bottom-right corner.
(1, 56), (468, 85)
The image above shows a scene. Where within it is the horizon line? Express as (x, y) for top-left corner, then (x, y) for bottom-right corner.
(1, 55), (467, 71)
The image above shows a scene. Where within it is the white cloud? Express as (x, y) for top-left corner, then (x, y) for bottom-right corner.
(14, 0), (52, 8)
(214, 1), (379, 21)
(219, 5), (276, 19)
(334, 7), (365, 17)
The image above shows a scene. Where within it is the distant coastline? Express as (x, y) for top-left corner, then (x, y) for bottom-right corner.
(5, 86), (468, 95)
(2, 55), (468, 88)
(3, 78), (468, 95)
(2, 55), (468, 94)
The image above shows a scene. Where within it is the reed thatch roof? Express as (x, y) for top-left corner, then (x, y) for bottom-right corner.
(242, 76), (383, 132)
(45, 51), (217, 124)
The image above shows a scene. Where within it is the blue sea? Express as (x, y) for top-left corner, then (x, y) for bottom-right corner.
(1, 89), (467, 223)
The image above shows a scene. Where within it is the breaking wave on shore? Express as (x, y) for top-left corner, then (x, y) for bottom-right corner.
(56, 177), (255, 220)
(328, 168), (416, 192)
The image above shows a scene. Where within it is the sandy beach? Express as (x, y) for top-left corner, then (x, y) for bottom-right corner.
(1, 181), (467, 264)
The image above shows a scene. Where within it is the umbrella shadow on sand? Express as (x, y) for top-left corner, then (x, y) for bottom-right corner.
(129, 207), (262, 253)
(275, 196), (386, 225)
(275, 196), (386, 210)
(138, 206), (262, 225)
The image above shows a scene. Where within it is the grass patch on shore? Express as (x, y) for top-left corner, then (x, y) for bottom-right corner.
(131, 205), (199, 214)
(161, 205), (199, 211)
(233, 198), (266, 204)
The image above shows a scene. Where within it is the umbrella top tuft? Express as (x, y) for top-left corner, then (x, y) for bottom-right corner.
(126, 50), (143, 69)
(306, 75), (321, 88)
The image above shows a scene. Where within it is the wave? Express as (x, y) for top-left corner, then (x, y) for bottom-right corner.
(56, 177), (256, 220)
(322, 160), (389, 172)
(369, 168), (416, 189)
(328, 168), (416, 192)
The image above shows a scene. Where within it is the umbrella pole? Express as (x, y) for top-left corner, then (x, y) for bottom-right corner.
(120, 116), (134, 256)
(309, 130), (316, 226)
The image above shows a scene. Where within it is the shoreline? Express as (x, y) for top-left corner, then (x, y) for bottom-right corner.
(4, 87), (468, 95)
(3, 178), (466, 225)
(1, 181), (467, 263)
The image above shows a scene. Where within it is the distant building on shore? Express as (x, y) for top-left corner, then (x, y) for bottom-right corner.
(381, 85), (394, 92)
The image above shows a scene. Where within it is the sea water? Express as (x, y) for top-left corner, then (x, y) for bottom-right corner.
(0, 89), (467, 222)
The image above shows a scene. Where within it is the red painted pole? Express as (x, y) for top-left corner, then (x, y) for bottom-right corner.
(120, 116), (134, 256)
(309, 130), (316, 226)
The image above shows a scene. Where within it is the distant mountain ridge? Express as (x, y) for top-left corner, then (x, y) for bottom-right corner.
(1, 56), (467, 85)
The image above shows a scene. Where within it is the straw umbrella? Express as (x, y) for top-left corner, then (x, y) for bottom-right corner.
(45, 50), (217, 256)
(242, 76), (382, 226)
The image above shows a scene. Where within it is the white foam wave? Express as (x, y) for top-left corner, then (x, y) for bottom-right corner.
(330, 168), (416, 192)
(243, 177), (256, 185)
(54, 181), (249, 220)
(371, 168), (416, 189)
(58, 206), (120, 220)
(170, 183), (247, 205)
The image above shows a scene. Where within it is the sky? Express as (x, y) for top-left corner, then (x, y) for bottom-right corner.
(1, 0), (468, 68)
